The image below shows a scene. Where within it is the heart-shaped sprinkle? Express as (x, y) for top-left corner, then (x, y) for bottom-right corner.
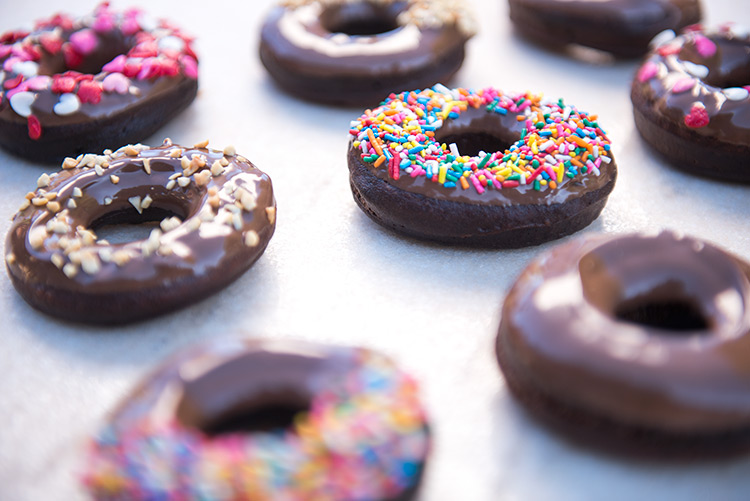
(693, 34), (717, 58)
(12, 61), (39, 78)
(684, 103), (709, 128)
(683, 61), (709, 79)
(724, 87), (749, 101)
(637, 61), (659, 83)
(77, 80), (102, 104)
(53, 93), (81, 115)
(39, 34), (63, 55)
(69, 29), (98, 55)
(51, 76), (76, 94)
(671, 78), (695, 94)
(102, 72), (129, 94)
(9, 91), (35, 117)
(102, 54), (127, 73)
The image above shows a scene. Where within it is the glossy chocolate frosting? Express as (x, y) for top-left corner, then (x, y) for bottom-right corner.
(259, 0), (475, 105)
(5, 140), (276, 324)
(631, 24), (750, 182)
(508, 0), (702, 57)
(497, 231), (750, 437)
(86, 338), (430, 500)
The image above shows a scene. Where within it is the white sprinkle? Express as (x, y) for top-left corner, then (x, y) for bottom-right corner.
(649, 29), (675, 48)
(157, 35), (185, 52)
(98, 248), (113, 263)
(81, 253), (101, 275)
(724, 87), (749, 101)
(232, 213), (243, 230)
(683, 61), (709, 79)
(53, 93), (81, 116)
(449, 143), (460, 158)
(166, 180), (176, 190)
(62, 263), (78, 278)
(12, 60), (39, 78)
(10, 91), (35, 117)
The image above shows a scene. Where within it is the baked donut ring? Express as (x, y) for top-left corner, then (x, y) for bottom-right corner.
(508, 0), (702, 58)
(0, 4), (199, 163)
(632, 24), (750, 183)
(5, 139), (275, 325)
(348, 85), (617, 247)
(497, 231), (750, 456)
(259, 0), (476, 106)
(83, 338), (430, 500)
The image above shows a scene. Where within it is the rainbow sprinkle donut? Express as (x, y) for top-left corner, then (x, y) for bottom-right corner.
(0, 3), (198, 162)
(83, 339), (430, 500)
(347, 85), (618, 247)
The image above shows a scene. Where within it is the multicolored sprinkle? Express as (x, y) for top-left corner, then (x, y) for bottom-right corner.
(0, 3), (198, 139)
(349, 84), (613, 194)
(83, 347), (429, 500)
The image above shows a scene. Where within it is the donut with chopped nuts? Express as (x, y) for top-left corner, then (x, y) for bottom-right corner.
(83, 338), (430, 500)
(5, 139), (276, 325)
(0, 4), (198, 163)
(507, 0), (702, 58)
(348, 85), (617, 247)
(631, 24), (750, 183)
(259, 0), (476, 106)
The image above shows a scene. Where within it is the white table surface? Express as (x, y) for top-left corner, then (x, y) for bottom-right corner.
(1, 1), (750, 499)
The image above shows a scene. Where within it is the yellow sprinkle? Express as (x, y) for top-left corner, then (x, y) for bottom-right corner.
(438, 165), (447, 184)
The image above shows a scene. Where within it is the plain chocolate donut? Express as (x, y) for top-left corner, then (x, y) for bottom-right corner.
(5, 140), (276, 325)
(348, 85), (617, 247)
(0, 4), (199, 163)
(631, 24), (750, 183)
(508, 0), (702, 58)
(497, 231), (750, 456)
(259, 0), (476, 106)
(83, 338), (431, 500)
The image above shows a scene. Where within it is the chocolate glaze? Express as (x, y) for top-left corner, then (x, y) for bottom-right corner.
(0, 6), (199, 163)
(348, 105), (617, 247)
(259, 0), (474, 106)
(91, 338), (430, 500)
(631, 25), (750, 182)
(5, 140), (276, 324)
(508, 0), (702, 58)
(497, 232), (750, 453)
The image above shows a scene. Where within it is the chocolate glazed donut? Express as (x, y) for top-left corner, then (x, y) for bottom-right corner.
(0, 4), (199, 163)
(497, 231), (750, 456)
(259, 0), (476, 106)
(83, 338), (431, 500)
(508, 0), (702, 57)
(631, 24), (750, 183)
(348, 86), (617, 247)
(5, 140), (276, 325)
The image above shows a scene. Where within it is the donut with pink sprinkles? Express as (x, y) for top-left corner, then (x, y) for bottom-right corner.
(0, 3), (199, 163)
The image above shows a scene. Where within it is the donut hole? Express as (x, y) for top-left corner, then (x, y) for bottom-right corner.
(198, 402), (309, 436)
(698, 39), (750, 89)
(90, 206), (185, 244)
(320, 1), (406, 36)
(38, 33), (132, 76)
(437, 132), (512, 158)
(615, 297), (710, 333)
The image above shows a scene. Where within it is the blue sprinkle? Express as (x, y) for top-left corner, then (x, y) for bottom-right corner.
(539, 131), (552, 137)
(400, 159), (411, 168)
(444, 181), (456, 188)
(408, 145), (424, 154)
(493, 107), (508, 115)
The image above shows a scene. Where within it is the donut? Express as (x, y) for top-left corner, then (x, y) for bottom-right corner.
(5, 139), (275, 325)
(631, 24), (750, 183)
(496, 231), (750, 456)
(347, 85), (617, 247)
(0, 4), (199, 163)
(259, 0), (476, 106)
(83, 338), (430, 500)
(507, 0), (702, 58)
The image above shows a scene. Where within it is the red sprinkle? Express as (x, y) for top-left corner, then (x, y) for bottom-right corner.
(62, 43), (83, 69)
(3, 74), (23, 90)
(77, 80), (103, 104)
(27, 115), (41, 140)
(684, 104), (709, 128)
(51, 76), (76, 94)
(39, 34), (64, 55)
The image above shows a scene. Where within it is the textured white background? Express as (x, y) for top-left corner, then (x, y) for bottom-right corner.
(1, 0), (750, 499)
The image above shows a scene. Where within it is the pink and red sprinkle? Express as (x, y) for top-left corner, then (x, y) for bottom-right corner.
(685, 104), (710, 128)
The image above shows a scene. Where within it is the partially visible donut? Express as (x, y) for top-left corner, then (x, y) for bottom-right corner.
(347, 85), (617, 247)
(497, 231), (750, 456)
(259, 0), (476, 106)
(508, 0), (702, 58)
(5, 139), (275, 325)
(631, 24), (750, 183)
(0, 4), (199, 163)
(83, 338), (430, 500)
